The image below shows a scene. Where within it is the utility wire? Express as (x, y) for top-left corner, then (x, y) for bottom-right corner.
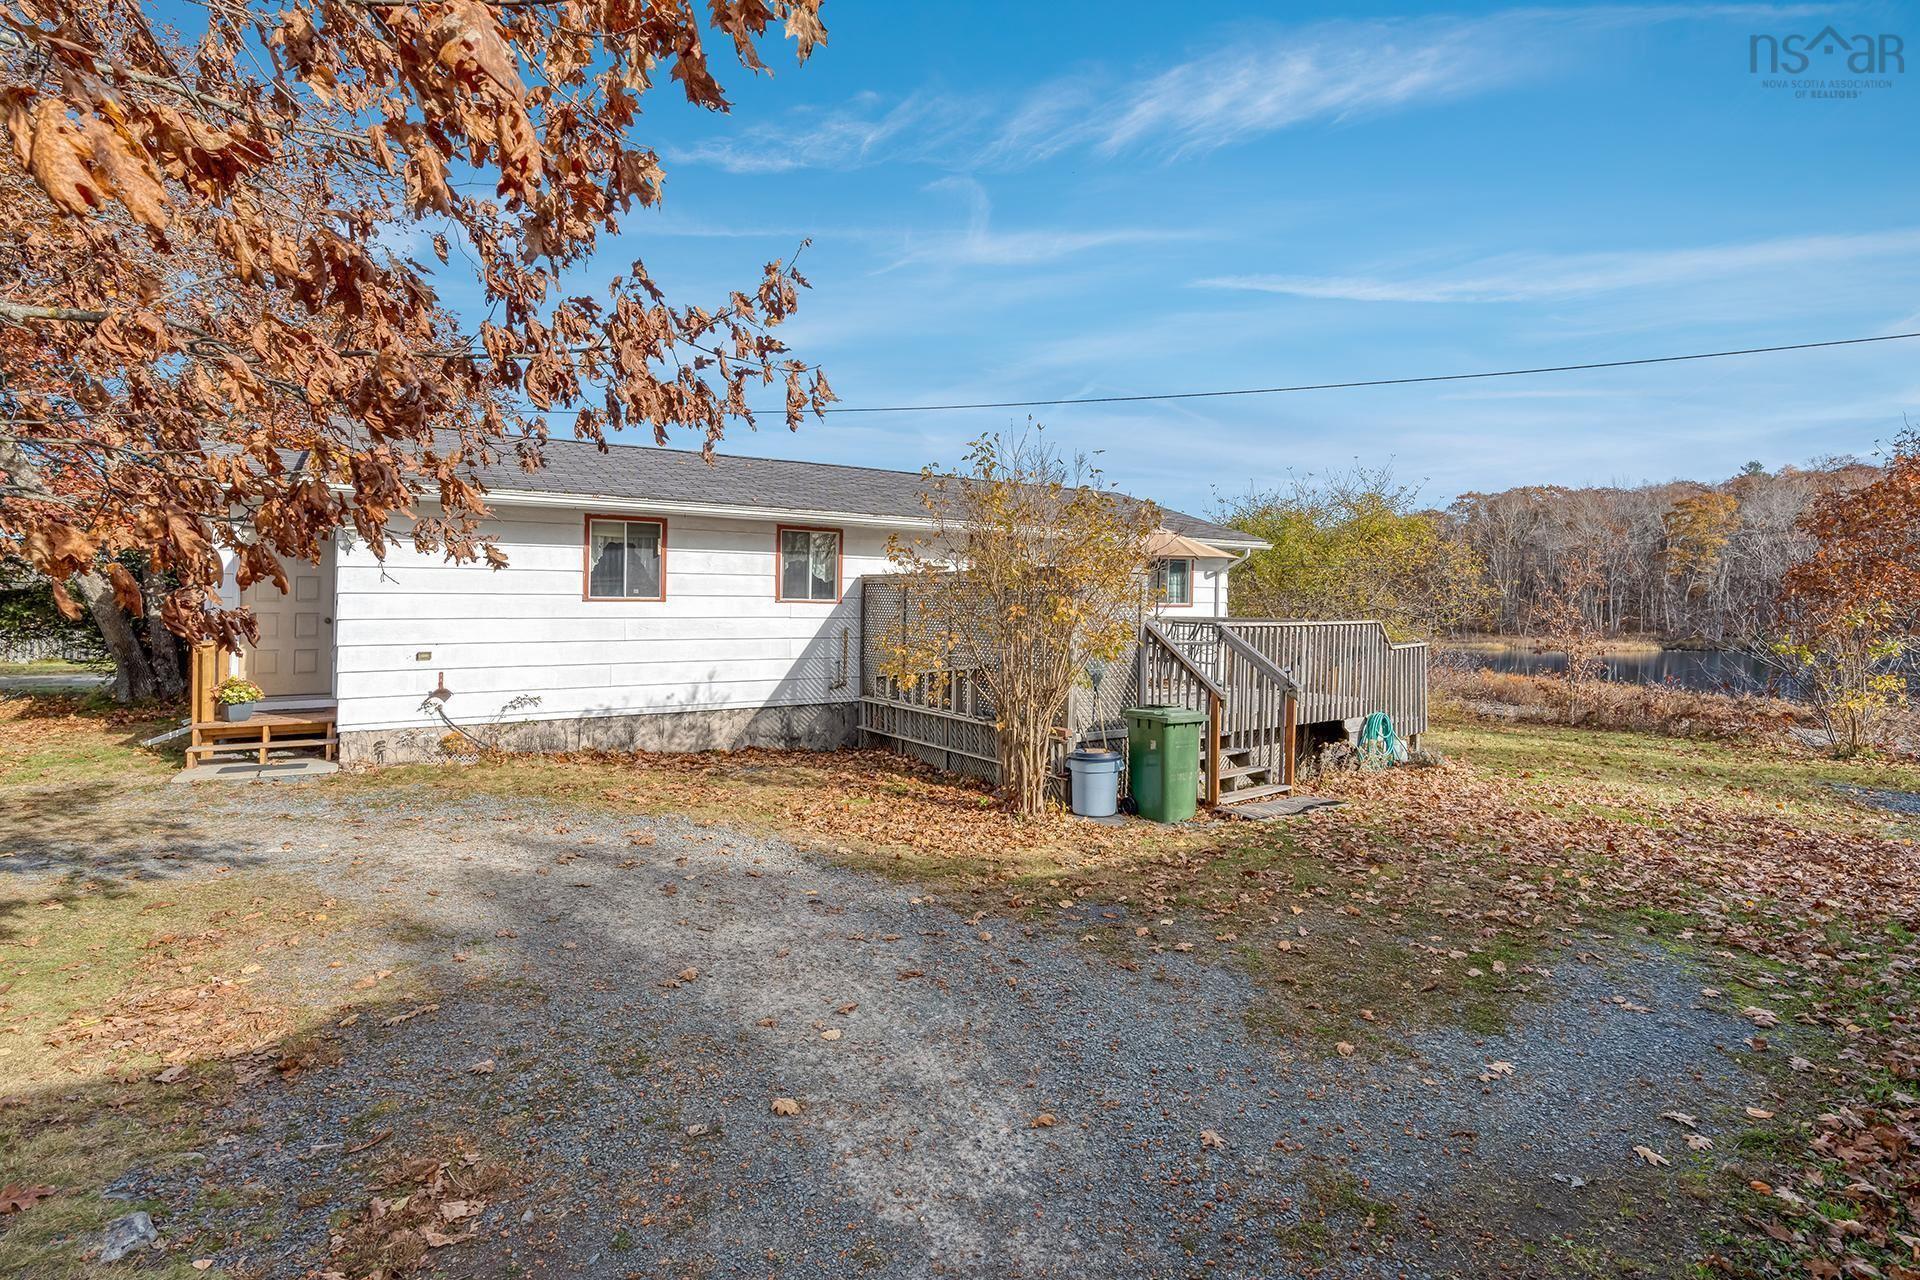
(788, 331), (1920, 416)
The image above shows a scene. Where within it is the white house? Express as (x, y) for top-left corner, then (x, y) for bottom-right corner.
(217, 438), (1264, 765)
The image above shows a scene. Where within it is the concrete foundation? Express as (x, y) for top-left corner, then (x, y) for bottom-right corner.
(172, 759), (341, 785)
(338, 701), (860, 767)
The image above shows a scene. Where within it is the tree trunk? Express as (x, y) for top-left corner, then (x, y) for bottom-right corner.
(1, 441), (186, 703)
(1001, 718), (1049, 817)
(68, 571), (160, 702)
(141, 566), (187, 698)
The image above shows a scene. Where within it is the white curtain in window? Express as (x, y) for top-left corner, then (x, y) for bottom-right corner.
(1156, 558), (1191, 604)
(781, 529), (839, 600)
(589, 520), (661, 598)
(625, 523), (661, 597)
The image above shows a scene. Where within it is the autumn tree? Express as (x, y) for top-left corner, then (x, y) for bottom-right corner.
(0, 0), (833, 698)
(1766, 429), (1920, 754)
(1661, 489), (1740, 604)
(1448, 460), (1871, 643)
(1531, 549), (1608, 717)
(1218, 464), (1489, 637)
(885, 432), (1156, 817)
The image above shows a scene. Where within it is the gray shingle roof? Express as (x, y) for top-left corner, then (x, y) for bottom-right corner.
(473, 436), (1264, 549)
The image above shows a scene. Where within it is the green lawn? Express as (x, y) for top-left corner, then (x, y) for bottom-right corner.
(1442, 720), (1920, 829)
(0, 659), (110, 676)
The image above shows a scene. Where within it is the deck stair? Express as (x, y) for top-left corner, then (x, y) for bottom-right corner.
(1215, 725), (1292, 806)
(186, 708), (338, 766)
(1153, 618), (1430, 801)
(1140, 620), (1298, 810)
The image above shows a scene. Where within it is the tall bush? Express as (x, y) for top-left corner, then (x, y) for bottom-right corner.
(885, 433), (1154, 817)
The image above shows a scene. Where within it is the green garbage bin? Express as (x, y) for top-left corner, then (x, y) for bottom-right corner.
(1125, 705), (1207, 823)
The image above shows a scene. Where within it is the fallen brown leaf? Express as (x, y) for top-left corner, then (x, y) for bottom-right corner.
(0, 1183), (57, 1214)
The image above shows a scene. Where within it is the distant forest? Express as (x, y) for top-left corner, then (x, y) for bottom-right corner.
(1218, 456), (1880, 644)
(1445, 458), (1877, 642)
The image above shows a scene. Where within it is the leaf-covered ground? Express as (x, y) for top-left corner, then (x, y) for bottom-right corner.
(3, 694), (1918, 1278)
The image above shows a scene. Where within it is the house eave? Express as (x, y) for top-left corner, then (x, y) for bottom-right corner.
(479, 486), (939, 533)
(482, 486), (1273, 551)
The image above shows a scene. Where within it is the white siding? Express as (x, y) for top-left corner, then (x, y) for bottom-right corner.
(332, 507), (890, 734)
(1150, 556), (1235, 620)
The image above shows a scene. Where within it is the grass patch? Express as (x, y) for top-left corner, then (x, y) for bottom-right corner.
(0, 871), (353, 1092)
(1273, 1164), (1400, 1263)
(0, 659), (109, 675)
(0, 737), (433, 1280)
(0, 695), (182, 789)
(1434, 721), (1920, 836)
(0, 1094), (219, 1280)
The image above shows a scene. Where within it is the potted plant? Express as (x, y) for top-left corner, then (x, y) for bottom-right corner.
(213, 677), (265, 722)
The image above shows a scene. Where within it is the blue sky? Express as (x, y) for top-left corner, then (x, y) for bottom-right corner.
(500, 3), (1914, 514)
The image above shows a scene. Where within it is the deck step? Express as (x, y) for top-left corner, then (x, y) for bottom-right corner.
(1218, 763), (1273, 782)
(1217, 783), (1293, 806)
(1219, 738), (1287, 752)
(187, 736), (336, 760)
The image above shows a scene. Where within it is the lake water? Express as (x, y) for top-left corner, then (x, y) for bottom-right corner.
(1450, 645), (1782, 694)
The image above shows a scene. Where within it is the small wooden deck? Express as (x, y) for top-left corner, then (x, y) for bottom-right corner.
(186, 708), (338, 765)
(186, 642), (338, 767)
(855, 585), (1431, 814)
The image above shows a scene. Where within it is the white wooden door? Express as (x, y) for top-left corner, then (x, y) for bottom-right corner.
(241, 543), (336, 699)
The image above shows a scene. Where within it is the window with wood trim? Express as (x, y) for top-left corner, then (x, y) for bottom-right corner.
(777, 526), (841, 602)
(1153, 557), (1193, 606)
(585, 516), (665, 600)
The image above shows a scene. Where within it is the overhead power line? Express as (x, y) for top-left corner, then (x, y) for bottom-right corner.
(794, 331), (1920, 415)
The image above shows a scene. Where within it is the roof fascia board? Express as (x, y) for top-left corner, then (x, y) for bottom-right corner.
(480, 486), (937, 532)
(426, 485), (1271, 551)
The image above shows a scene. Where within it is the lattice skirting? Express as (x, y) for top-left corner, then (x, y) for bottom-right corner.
(858, 698), (1002, 784)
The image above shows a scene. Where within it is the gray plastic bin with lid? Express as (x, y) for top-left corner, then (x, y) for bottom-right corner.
(1066, 748), (1121, 817)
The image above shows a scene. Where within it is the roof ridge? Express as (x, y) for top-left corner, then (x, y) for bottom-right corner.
(527, 432), (937, 484)
(473, 431), (1254, 540)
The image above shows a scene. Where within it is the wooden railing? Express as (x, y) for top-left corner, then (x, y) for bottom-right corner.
(858, 664), (1006, 781)
(189, 642), (228, 726)
(1215, 626), (1298, 792)
(1158, 618), (1221, 678)
(1385, 640), (1429, 740)
(857, 593), (1427, 807)
(864, 665), (995, 719)
(1138, 620), (1226, 804)
(1214, 620), (1429, 736)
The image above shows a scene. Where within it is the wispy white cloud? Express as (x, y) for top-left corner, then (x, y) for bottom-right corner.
(669, 6), (1832, 173)
(1082, 6), (1835, 160)
(1087, 18), (1523, 160)
(664, 92), (982, 174)
(882, 177), (1202, 270)
(1196, 228), (1920, 303)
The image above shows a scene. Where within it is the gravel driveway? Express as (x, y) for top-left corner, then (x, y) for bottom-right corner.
(24, 784), (1766, 1278)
